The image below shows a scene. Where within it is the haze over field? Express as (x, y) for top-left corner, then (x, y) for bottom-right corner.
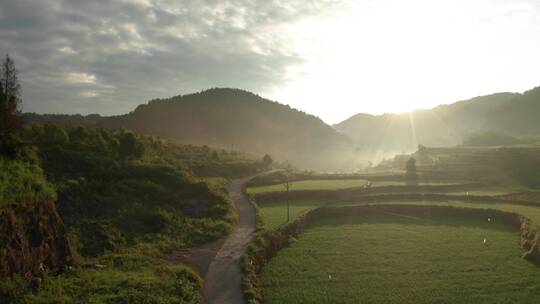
(3, 0), (540, 123)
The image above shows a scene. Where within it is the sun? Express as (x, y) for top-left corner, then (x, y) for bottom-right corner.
(269, 0), (540, 124)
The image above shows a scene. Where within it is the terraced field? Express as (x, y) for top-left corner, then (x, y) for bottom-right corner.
(370, 180), (462, 187)
(247, 179), (369, 194)
(260, 212), (540, 304)
(256, 199), (540, 229)
(247, 177), (540, 304)
(247, 179), (470, 195)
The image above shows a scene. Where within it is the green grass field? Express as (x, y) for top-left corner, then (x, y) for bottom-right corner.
(247, 179), (368, 194)
(260, 212), (540, 303)
(258, 199), (540, 230)
(247, 179), (528, 198)
(369, 180), (461, 187)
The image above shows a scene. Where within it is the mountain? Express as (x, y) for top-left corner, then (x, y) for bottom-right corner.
(25, 88), (353, 170)
(335, 86), (540, 156)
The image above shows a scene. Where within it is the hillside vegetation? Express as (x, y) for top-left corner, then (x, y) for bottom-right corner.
(335, 87), (540, 156)
(25, 88), (353, 170)
(0, 123), (265, 303)
(0, 157), (55, 207)
(25, 85), (540, 170)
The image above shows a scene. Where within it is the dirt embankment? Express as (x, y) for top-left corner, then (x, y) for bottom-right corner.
(0, 200), (75, 278)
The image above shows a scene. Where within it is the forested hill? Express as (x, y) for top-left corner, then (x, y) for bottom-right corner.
(25, 88), (353, 170)
(335, 86), (540, 153)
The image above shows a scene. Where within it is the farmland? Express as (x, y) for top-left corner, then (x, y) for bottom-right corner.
(246, 170), (540, 304)
(247, 179), (470, 195)
(260, 212), (540, 304)
(256, 199), (540, 230)
(247, 179), (369, 194)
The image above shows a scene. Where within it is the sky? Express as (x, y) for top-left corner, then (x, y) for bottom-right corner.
(1, 0), (540, 124)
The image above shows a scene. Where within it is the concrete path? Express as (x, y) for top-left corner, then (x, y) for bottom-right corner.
(203, 177), (256, 304)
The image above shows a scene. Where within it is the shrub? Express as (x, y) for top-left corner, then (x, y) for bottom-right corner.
(0, 157), (56, 207)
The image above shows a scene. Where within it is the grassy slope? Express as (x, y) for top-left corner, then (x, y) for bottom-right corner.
(0, 157), (55, 208)
(1, 124), (264, 303)
(260, 213), (540, 304)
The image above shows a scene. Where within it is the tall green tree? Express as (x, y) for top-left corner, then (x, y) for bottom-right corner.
(1, 54), (21, 103)
(0, 54), (23, 154)
(119, 131), (145, 159)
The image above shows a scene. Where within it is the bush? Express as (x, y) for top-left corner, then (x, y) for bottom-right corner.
(0, 157), (56, 207)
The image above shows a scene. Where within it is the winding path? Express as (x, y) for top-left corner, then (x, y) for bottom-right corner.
(203, 177), (256, 304)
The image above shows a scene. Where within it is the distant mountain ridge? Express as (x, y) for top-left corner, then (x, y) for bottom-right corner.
(25, 88), (353, 170)
(334, 86), (540, 155)
(24, 85), (540, 170)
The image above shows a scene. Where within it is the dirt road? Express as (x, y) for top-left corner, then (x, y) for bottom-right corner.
(203, 176), (256, 304)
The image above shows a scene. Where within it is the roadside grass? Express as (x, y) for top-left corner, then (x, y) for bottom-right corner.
(260, 212), (540, 304)
(19, 260), (201, 304)
(247, 179), (368, 194)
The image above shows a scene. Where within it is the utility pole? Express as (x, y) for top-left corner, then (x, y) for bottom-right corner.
(284, 180), (291, 222)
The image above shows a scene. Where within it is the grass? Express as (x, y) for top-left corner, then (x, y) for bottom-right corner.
(257, 199), (540, 230)
(247, 179), (498, 195)
(0, 157), (56, 207)
(0, 125), (264, 303)
(370, 180), (461, 187)
(1, 257), (202, 304)
(260, 212), (540, 304)
(450, 186), (540, 197)
(258, 201), (329, 229)
(247, 179), (368, 194)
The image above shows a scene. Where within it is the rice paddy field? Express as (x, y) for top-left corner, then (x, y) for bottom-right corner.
(369, 180), (462, 187)
(260, 212), (540, 304)
(246, 179), (470, 194)
(246, 179), (537, 199)
(250, 177), (540, 303)
(257, 199), (540, 230)
(247, 179), (369, 194)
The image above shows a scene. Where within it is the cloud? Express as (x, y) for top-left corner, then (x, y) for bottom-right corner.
(58, 46), (78, 55)
(65, 73), (97, 84)
(0, 0), (339, 115)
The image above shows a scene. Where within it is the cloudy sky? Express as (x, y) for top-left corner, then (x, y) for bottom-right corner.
(2, 0), (540, 123)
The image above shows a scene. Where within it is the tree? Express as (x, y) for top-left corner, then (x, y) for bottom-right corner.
(263, 154), (272, 167)
(119, 132), (145, 159)
(0, 54), (23, 155)
(1, 54), (21, 103)
(405, 157), (418, 185)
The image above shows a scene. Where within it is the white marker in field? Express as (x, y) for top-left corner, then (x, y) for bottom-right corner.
(488, 218), (491, 222)
(483, 238), (487, 245)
